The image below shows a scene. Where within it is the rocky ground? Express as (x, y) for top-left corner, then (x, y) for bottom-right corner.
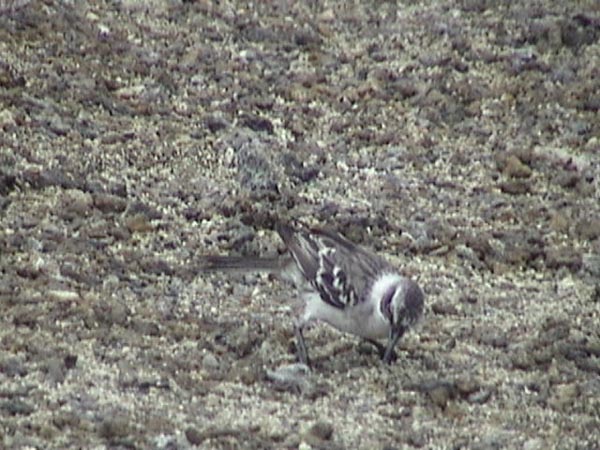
(1, 0), (599, 449)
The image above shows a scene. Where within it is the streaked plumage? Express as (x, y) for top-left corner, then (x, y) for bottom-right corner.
(202, 223), (424, 366)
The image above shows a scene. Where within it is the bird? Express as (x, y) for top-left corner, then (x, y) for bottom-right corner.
(201, 222), (424, 367)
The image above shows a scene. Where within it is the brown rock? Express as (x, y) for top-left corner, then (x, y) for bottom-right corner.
(503, 155), (532, 178)
(1, 399), (35, 416)
(63, 189), (93, 217)
(185, 427), (204, 445)
(420, 380), (458, 408)
(574, 218), (600, 241)
(45, 357), (66, 384)
(428, 383), (455, 408)
(99, 416), (130, 439)
(432, 302), (459, 315)
(548, 383), (579, 411)
(476, 328), (508, 348)
(511, 350), (536, 370)
(124, 213), (153, 233)
(554, 171), (580, 189)
(309, 421), (334, 441)
(549, 212), (570, 233)
(499, 180), (531, 195)
(93, 193), (128, 213)
(545, 246), (582, 271)
(455, 377), (480, 397)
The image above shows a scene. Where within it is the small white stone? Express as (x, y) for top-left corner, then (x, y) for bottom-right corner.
(202, 351), (219, 370)
(0, 109), (16, 128)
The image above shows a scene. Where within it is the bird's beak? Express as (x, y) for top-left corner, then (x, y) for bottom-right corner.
(382, 325), (406, 364)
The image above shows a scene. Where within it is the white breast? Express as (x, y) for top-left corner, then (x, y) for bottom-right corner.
(300, 291), (390, 340)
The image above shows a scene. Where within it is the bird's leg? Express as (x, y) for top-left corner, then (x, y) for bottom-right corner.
(294, 323), (311, 368)
(382, 326), (406, 365)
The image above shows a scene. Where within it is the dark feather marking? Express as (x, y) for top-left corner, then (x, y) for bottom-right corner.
(379, 285), (396, 321)
(312, 244), (358, 308)
(277, 224), (377, 310)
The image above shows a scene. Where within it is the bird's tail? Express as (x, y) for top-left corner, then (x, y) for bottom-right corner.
(199, 255), (282, 272)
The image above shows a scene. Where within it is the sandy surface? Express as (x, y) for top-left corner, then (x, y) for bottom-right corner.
(1, 1), (599, 449)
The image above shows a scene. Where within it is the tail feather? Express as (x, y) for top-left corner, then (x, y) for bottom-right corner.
(200, 256), (281, 272)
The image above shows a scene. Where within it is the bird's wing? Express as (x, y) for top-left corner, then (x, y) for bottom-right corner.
(277, 224), (390, 309)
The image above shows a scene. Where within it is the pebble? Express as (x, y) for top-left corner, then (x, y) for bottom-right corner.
(549, 211), (570, 233)
(548, 383), (579, 411)
(545, 246), (582, 271)
(523, 438), (545, 450)
(46, 357), (66, 384)
(93, 193), (128, 213)
(124, 213), (153, 233)
(581, 253), (600, 277)
(308, 421), (334, 441)
(503, 155), (532, 178)
(99, 416), (130, 439)
(115, 84), (145, 100)
(467, 389), (493, 404)
(201, 351), (219, 370)
(185, 427), (204, 445)
(0, 399), (35, 416)
(48, 290), (80, 302)
(431, 302), (459, 316)
(499, 180), (531, 195)
(574, 218), (600, 241)
(266, 363), (312, 394)
(63, 189), (93, 216)
(0, 108), (16, 128)
(0, 357), (28, 377)
(419, 380), (458, 408)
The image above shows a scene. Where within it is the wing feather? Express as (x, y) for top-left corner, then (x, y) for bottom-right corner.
(277, 224), (391, 309)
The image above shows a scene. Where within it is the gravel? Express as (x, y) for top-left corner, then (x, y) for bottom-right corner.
(1, 0), (599, 449)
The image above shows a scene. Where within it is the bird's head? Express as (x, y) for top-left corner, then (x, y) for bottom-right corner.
(380, 277), (424, 329)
